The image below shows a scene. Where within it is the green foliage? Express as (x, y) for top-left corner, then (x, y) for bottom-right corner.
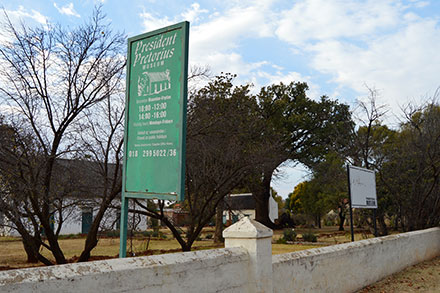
(282, 228), (297, 242)
(149, 218), (159, 229)
(104, 230), (120, 237)
(292, 214), (307, 226)
(141, 231), (153, 237)
(276, 238), (287, 244)
(302, 232), (317, 242)
(58, 233), (80, 239)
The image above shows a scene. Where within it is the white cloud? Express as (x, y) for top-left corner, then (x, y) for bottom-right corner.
(181, 3), (208, 24)
(139, 12), (173, 32)
(53, 2), (81, 18)
(276, 0), (402, 46)
(309, 18), (440, 115)
(190, 3), (275, 56)
(274, 0), (440, 116)
(139, 0), (439, 118)
(2, 5), (48, 25)
(139, 1), (277, 81)
(256, 70), (321, 100)
(196, 52), (267, 78)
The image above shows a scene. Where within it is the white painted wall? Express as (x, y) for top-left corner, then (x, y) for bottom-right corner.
(223, 209), (255, 223)
(0, 248), (249, 292)
(0, 220), (439, 293)
(273, 227), (440, 292)
(268, 196), (278, 222)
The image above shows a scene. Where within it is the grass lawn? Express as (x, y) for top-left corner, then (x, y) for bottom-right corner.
(0, 226), (377, 270)
(0, 236), (221, 269)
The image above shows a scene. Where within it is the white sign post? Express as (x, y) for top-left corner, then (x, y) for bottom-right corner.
(347, 165), (378, 241)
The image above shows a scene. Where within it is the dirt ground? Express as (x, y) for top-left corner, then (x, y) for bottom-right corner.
(357, 256), (440, 292)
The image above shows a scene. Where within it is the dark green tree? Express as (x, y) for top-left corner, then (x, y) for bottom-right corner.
(248, 82), (353, 228)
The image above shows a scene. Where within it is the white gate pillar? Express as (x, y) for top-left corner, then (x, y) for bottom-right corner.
(223, 217), (273, 293)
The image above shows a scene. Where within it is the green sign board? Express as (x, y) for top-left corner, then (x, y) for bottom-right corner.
(123, 21), (189, 201)
(120, 22), (189, 258)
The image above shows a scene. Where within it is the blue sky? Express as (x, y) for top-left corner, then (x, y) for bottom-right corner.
(1, 0), (440, 198)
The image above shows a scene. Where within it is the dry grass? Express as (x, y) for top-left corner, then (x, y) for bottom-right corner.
(0, 236), (220, 270)
(0, 231), (322, 269)
(2, 227), (438, 291)
(0, 226), (398, 270)
(272, 243), (320, 255)
(357, 256), (440, 292)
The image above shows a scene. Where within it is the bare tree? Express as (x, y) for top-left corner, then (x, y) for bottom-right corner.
(74, 90), (125, 262)
(0, 7), (125, 264)
(383, 96), (440, 231)
(134, 74), (267, 251)
(353, 86), (389, 169)
(350, 87), (391, 235)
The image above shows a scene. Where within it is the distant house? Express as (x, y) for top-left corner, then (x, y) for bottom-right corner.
(138, 70), (171, 96)
(161, 204), (190, 227)
(0, 158), (148, 237)
(223, 193), (278, 225)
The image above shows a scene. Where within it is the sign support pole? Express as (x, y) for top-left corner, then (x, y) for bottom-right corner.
(347, 165), (355, 242)
(373, 209), (378, 237)
(119, 197), (129, 257)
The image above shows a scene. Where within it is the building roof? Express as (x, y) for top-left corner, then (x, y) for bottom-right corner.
(224, 194), (256, 210)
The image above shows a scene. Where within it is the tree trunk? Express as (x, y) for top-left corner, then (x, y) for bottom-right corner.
(338, 208), (345, 231)
(78, 195), (115, 262)
(315, 214), (321, 228)
(77, 215), (101, 262)
(378, 214), (388, 236)
(253, 171), (276, 229)
(214, 200), (224, 243)
(41, 217), (67, 264)
(22, 239), (39, 263)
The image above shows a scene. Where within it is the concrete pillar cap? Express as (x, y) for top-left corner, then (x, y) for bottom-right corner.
(223, 217), (273, 239)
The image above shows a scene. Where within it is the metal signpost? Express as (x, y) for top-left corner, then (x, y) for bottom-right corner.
(120, 22), (189, 257)
(347, 165), (378, 241)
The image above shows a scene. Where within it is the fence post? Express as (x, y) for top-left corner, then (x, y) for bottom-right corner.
(223, 217), (273, 293)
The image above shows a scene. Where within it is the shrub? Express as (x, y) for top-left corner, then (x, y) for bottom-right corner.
(140, 231), (152, 237)
(276, 237), (287, 244)
(59, 233), (79, 239)
(302, 232), (317, 242)
(283, 229), (297, 242)
(292, 214), (307, 226)
(105, 230), (119, 237)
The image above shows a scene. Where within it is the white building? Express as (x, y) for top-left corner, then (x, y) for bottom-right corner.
(223, 193), (278, 224)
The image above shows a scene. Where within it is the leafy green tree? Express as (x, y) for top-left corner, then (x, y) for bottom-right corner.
(271, 188), (284, 218)
(248, 82), (353, 228)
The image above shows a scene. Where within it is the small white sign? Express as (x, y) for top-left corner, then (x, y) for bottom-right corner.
(348, 165), (377, 209)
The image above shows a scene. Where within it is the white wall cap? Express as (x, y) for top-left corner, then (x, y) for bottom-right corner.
(223, 217), (273, 239)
